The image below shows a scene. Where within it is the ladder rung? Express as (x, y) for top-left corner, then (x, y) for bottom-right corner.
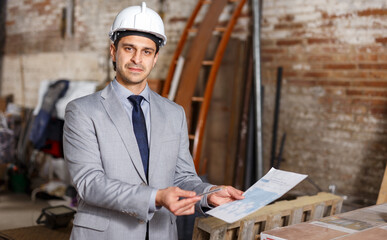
(204, 0), (238, 4)
(192, 96), (204, 102)
(214, 27), (227, 32)
(188, 26), (227, 33)
(189, 134), (195, 140)
(188, 28), (198, 33)
(174, 60), (213, 65)
(202, 60), (214, 65)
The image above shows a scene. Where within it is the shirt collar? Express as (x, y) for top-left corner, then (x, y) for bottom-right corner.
(112, 78), (150, 103)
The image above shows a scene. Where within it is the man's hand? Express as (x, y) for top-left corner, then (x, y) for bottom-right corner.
(207, 186), (244, 207)
(156, 187), (201, 216)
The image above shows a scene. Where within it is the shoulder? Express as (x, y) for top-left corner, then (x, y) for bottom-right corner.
(66, 90), (102, 112)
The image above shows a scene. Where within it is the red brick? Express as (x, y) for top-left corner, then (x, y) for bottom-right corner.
(358, 9), (387, 17)
(8, 6), (18, 15)
(379, 55), (387, 62)
(287, 79), (316, 87)
(321, 11), (353, 19)
(370, 107), (387, 115)
(352, 98), (387, 106)
(6, 21), (15, 26)
(359, 46), (384, 53)
(318, 80), (350, 87)
(356, 54), (378, 61)
(347, 89), (387, 98)
(307, 38), (336, 44)
(283, 71), (298, 78)
(323, 64), (357, 70)
(335, 55), (353, 62)
(376, 37), (387, 44)
(261, 55), (273, 62)
(274, 23), (304, 30)
(322, 47), (351, 54)
(279, 15), (295, 22)
(261, 39), (276, 47)
(32, 0), (51, 15)
(277, 39), (302, 46)
(277, 55), (299, 62)
(359, 64), (387, 70)
(303, 71), (329, 78)
(307, 55), (334, 62)
(331, 71), (368, 79)
(351, 105), (368, 114)
(352, 81), (387, 88)
(261, 48), (286, 54)
(369, 71), (387, 79)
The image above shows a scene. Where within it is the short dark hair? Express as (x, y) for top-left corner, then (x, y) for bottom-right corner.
(111, 31), (162, 71)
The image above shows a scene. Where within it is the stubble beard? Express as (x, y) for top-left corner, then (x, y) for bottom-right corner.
(117, 63), (150, 86)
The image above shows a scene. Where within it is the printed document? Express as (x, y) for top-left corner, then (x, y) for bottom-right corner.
(207, 168), (307, 223)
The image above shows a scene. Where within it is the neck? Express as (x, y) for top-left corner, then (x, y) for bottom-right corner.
(116, 77), (147, 95)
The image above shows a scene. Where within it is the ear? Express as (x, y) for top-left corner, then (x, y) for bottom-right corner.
(110, 43), (116, 62)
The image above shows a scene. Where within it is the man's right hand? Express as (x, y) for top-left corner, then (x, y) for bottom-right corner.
(156, 187), (201, 216)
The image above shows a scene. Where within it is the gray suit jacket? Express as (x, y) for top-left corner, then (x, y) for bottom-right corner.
(63, 82), (212, 240)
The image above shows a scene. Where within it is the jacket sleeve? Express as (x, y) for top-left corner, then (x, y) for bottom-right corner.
(172, 105), (213, 214)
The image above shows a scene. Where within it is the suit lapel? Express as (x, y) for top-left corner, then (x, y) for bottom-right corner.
(100, 83), (147, 183)
(148, 91), (166, 180)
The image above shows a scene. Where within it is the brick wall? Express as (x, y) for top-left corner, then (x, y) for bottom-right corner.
(261, 0), (387, 203)
(2, 0), (386, 205)
(1, 0), (198, 107)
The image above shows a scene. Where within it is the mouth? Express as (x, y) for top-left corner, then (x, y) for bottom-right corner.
(126, 65), (144, 73)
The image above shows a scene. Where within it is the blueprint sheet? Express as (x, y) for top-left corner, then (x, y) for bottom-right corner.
(207, 168), (307, 223)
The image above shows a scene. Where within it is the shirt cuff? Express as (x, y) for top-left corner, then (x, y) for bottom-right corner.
(149, 188), (159, 213)
(200, 185), (216, 209)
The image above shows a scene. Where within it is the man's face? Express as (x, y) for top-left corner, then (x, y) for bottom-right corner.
(111, 35), (158, 88)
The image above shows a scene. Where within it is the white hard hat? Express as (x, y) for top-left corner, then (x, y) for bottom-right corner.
(109, 2), (167, 47)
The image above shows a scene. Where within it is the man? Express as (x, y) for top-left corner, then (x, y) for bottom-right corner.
(63, 2), (244, 239)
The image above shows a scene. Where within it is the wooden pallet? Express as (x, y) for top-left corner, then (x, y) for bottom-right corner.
(192, 192), (343, 240)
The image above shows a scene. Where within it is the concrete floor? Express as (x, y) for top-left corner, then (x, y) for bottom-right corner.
(0, 192), (73, 231)
(0, 192), (49, 230)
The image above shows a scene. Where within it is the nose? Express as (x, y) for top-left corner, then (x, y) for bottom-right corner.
(131, 50), (142, 64)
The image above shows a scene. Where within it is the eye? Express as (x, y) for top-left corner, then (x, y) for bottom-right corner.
(124, 46), (133, 51)
(144, 50), (152, 55)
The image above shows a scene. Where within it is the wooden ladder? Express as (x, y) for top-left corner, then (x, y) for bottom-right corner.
(162, 0), (247, 174)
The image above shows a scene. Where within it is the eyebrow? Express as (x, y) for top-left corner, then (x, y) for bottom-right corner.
(121, 43), (155, 52)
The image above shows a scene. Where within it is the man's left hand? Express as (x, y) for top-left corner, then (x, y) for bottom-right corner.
(207, 186), (244, 207)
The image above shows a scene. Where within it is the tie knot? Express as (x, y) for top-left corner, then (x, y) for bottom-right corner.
(128, 95), (144, 107)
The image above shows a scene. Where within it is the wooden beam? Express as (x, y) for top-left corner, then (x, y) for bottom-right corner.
(376, 164), (387, 204)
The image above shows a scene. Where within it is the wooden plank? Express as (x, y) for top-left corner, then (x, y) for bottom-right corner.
(210, 226), (227, 240)
(266, 214), (282, 230)
(174, 0), (229, 128)
(376, 165), (387, 204)
(192, 218), (210, 240)
(238, 220), (256, 240)
(311, 203), (325, 220)
(334, 200), (343, 214)
(162, 0), (207, 97)
(290, 207), (303, 225)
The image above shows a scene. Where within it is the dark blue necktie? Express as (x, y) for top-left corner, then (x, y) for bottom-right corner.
(128, 95), (149, 179)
